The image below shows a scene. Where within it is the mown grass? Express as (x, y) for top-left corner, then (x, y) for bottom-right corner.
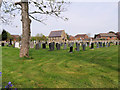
(2, 44), (119, 88)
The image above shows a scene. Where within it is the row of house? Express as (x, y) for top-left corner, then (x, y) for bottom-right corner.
(48, 30), (120, 42)
(10, 30), (120, 42)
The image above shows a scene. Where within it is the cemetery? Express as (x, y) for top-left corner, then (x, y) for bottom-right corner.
(0, 0), (119, 88)
(1, 40), (119, 88)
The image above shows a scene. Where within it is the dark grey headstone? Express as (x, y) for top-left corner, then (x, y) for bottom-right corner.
(103, 42), (105, 47)
(56, 43), (58, 48)
(97, 42), (99, 48)
(57, 44), (60, 50)
(69, 46), (73, 53)
(68, 43), (70, 47)
(91, 43), (94, 49)
(1, 43), (4, 46)
(76, 43), (80, 51)
(42, 43), (46, 49)
(76, 42), (78, 47)
(106, 42), (108, 47)
(38, 42), (41, 48)
(35, 43), (39, 50)
(100, 42), (102, 47)
(10, 39), (12, 45)
(63, 43), (67, 50)
(108, 42), (110, 47)
(49, 43), (53, 51)
(82, 44), (86, 51)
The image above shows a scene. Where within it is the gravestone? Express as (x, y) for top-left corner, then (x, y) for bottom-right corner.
(82, 43), (86, 51)
(49, 42), (54, 51)
(108, 42), (110, 47)
(49, 43), (52, 51)
(100, 42), (102, 47)
(87, 42), (89, 46)
(68, 42), (70, 47)
(38, 42), (41, 48)
(30, 42), (34, 48)
(76, 43), (80, 51)
(46, 41), (47, 44)
(60, 43), (63, 46)
(76, 42), (78, 47)
(103, 42), (105, 47)
(72, 42), (74, 46)
(106, 42), (108, 47)
(91, 43), (94, 49)
(97, 42), (99, 48)
(42, 43), (46, 49)
(69, 46), (73, 53)
(15, 42), (20, 48)
(85, 43), (87, 47)
(56, 43), (58, 48)
(52, 42), (55, 50)
(57, 44), (60, 50)
(63, 43), (67, 50)
(9, 39), (12, 46)
(35, 43), (39, 50)
(1, 43), (4, 46)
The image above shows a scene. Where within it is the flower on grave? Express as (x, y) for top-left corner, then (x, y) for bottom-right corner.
(5, 82), (13, 88)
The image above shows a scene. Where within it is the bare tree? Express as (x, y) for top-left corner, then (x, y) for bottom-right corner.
(1, 0), (69, 57)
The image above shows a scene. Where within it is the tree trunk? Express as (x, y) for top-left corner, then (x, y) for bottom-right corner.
(0, 0), (3, 7)
(20, 1), (31, 57)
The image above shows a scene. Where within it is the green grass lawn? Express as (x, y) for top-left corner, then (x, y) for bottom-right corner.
(2, 45), (119, 88)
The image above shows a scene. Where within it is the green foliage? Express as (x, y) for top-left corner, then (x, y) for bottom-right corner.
(66, 33), (69, 40)
(2, 29), (7, 41)
(31, 33), (46, 41)
(2, 45), (118, 88)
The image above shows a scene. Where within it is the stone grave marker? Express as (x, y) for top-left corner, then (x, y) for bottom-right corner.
(76, 42), (78, 47)
(15, 42), (20, 48)
(57, 43), (60, 50)
(56, 43), (58, 48)
(69, 46), (73, 53)
(35, 43), (39, 50)
(49, 42), (54, 51)
(91, 43), (94, 49)
(108, 42), (110, 47)
(30, 42), (34, 48)
(97, 42), (99, 48)
(72, 42), (74, 46)
(38, 42), (41, 48)
(76, 43), (80, 51)
(49, 43), (52, 51)
(42, 43), (46, 49)
(68, 42), (70, 47)
(103, 42), (105, 47)
(1, 43), (4, 46)
(82, 43), (86, 51)
(100, 42), (102, 47)
(106, 42), (108, 47)
(63, 43), (67, 50)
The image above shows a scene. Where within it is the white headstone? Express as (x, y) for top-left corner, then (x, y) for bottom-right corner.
(15, 42), (20, 48)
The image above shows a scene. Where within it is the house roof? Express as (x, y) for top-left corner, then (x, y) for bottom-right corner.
(75, 34), (87, 38)
(11, 35), (20, 38)
(99, 33), (117, 37)
(49, 30), (64, 37)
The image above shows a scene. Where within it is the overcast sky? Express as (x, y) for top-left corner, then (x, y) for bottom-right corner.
(2, 0), (119, 37)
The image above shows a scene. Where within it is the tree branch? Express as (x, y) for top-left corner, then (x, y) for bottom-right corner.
(29, 14), (46, 25)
